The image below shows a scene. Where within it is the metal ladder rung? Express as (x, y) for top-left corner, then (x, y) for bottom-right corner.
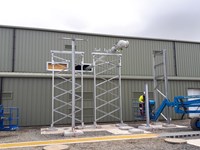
(153, 50), (163, 55)
(154, 62), (164, 68)
(155, 75), (164, 80)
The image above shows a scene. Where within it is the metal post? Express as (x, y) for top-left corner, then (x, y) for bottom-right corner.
(152, 52), (158, 110)
(145, 83), (150, 127)
(93, 54), (97, 126)
(71, 39), (75, 130)
(163, 49), (170, 124)
(51, 52), (55, 128)
(81, 53), (84, 127)
(119, 55), (123, 124)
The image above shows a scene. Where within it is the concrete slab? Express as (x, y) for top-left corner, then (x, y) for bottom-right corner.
(41, 127), (66, 135)
(187, 139), (200, 147)
(138, 123), (188, 131)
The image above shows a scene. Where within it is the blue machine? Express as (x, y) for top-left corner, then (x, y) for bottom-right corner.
(145, 95), (200, 130)
(0, 105), (19, 131)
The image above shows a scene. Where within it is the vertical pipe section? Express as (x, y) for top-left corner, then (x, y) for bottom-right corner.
(145, 83), (150, 127)
(152, 51), (158, 110)
(51, 52), (55, 128)
(163, 49), (170, 124)
(173, 41), (178, 76)
(71, 39), (76, 130)
(81, 53), (84, 127)
(0, 78), (3, 105)
(93, 54), (97, 127)
(12, 28), (16, 72)
(119, 55), (123, 124)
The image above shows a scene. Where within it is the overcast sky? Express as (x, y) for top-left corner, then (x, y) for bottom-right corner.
(1, 0), (200, 42)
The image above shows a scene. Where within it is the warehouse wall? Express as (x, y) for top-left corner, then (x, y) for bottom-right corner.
(1, 26), (200, 126)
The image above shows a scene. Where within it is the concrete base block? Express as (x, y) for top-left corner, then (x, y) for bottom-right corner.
(64, 130), (84, 137)
(119, 126), (133, 130)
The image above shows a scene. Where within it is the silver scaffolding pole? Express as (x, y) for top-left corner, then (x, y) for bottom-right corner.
(50, 49), (84, 130)
(93, 52), (123, 126)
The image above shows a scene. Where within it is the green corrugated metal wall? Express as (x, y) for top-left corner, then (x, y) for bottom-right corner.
(1, 26), (200, 126)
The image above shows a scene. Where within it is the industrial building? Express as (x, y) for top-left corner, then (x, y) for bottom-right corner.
(0, 25), (200, 127)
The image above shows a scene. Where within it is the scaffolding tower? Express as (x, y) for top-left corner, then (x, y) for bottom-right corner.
(50, 50), (84, 130)
(152, 49), (170, 123)
(92, 52), (123, 126)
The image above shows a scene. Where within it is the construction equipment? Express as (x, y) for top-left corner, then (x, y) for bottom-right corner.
(0, 105), (19, 131)
(140, 95), (200, 130)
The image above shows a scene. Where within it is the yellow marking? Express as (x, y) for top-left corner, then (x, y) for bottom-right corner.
(0, 133), (157, 149)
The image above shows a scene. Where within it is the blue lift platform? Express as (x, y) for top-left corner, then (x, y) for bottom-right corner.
(0, 105), (19, 131)
(144, 95), (200, 130)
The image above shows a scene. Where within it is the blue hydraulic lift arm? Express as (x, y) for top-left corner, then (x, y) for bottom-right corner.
(150, 95), (200, 121)
(150, 98), (174, 121)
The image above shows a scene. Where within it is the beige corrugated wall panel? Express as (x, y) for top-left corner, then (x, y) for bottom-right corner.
(3, 77), (200, 126)
(0, 28), (13, 71)
(15, 29), (82, 73)
(13, 28), (176, 76)
(122, 39), (175, 76)
(176, 42), (200, 77)
(2, 78), (52, 126)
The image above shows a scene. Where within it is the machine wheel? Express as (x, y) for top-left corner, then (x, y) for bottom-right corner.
(190, 117), (200, 131)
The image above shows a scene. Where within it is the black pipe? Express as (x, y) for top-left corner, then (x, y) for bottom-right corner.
(0, 78), (3, 105)
(173, 41), (178, 76)
(12, 28), (16, 72)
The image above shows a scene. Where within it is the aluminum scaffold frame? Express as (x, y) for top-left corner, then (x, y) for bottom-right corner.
(152, 49), (170, 124)
(50, 49), (84, 130)
(92, 52), (123, 126)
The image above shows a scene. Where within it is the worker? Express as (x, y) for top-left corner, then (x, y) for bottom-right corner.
(138, 92), (145, 116)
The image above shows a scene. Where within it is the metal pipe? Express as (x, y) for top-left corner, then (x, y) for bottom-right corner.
(71, 39), (76, 130)
(145, 83), (150, 127)
(163, 49), (171, 124)
(0, 78), (3, 105)
(119, 55), (123, 124)
(12, 29), (16, 72)
(93, 54), (97, 127)
(173, 41), (178, 76)
(1, 72), (200, 81)
(50, 52), (55, 128)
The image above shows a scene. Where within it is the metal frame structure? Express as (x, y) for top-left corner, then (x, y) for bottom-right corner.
(50, 49), (84, 130)
(92, 52), (123, 126)
(152, 49), (170, 123)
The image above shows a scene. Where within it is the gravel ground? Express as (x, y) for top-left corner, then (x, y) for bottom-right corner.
(0, 119), (200, 150)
